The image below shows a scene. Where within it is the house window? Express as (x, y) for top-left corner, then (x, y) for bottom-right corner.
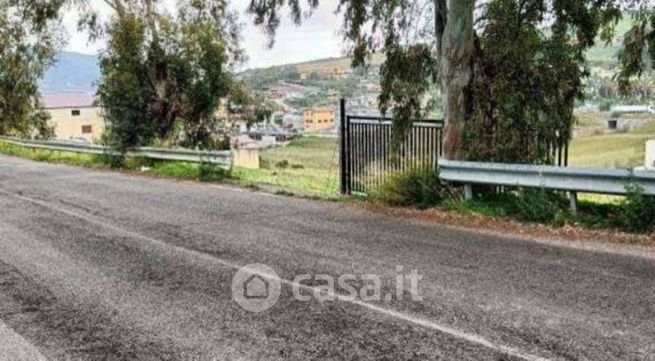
(71, 109), (81, 116)
(81, 125), (92, 134)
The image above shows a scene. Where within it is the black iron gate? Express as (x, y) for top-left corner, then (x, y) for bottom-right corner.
(340, 99), (444, 195)
(339, 99), (569, 195)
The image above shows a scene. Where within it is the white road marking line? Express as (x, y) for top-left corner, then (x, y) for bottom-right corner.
(0, 320), (48, 361)
(0, 187), (550, 361)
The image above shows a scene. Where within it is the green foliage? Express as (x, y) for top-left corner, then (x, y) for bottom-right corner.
(443, 192), (517, 218)
(198, 163), (231, 182)
(246, 0), (651, 164)
(0, 1), (63, 139)
(599, 101), (614, 112)
(619, 183), (655, 233)
(515, 189), (568, 223)
(464, 0), (622, 164)
(227, 82), (278, 128)
(616, 10), (655, 93)
(0, 140), (111, 169)
(236, 137), (341, 197)
(275, 159), (289, 169)
(98, 13), (150, 152)
(446, 185), (655, 233)
(373, 168), (443, 209)
(240, 65), (301, 90)
(96, 0), (241, 153)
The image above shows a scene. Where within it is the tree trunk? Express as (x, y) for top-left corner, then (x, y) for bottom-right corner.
(440, 0), (475, 160)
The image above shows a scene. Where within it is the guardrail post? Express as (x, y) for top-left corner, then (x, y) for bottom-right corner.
(569, 191), (578, 214)
(463, 184), (473, 201)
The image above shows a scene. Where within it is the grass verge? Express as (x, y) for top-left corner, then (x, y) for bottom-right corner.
(234, 136), (341, 197)
(0, 141), (231, 183)
(442, 187), (655, 234)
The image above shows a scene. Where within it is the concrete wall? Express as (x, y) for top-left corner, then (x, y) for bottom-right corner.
(647, 140), (655, 170)
(233, 148), (260, 169)
(48, 107), (105, 142)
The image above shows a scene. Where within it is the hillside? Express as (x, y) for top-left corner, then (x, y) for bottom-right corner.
(40, 52), (100, 93)
(294, 53), (385, 73)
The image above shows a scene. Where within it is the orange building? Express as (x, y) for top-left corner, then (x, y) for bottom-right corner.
(304, 108), (335, 132)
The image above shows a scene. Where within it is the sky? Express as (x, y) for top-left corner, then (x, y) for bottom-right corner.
(62, 0), (344, 70)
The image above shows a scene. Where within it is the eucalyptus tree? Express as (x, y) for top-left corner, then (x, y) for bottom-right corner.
(0, 1), (68, 138)
(80, 0), (244, 152)
(247, 0), (653, 163)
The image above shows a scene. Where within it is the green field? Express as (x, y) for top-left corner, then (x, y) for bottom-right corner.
(240, 120), (655, 198)
(569, 120), (655, 169)
(235, 137), (341, 197)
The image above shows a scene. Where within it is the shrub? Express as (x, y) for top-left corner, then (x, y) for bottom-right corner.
(98, 153), (125, 168)
(199, 163), (231, 182)
(374, 168), (443, 209)
(618, 184), (655, 233)
(275, 159), (289, 169)
(515, 188), (567, 223)
(259, 157), (271, 169)
(599, 101), (613, 112)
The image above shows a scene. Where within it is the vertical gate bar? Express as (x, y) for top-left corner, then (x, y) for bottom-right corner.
(369, 123), (374, 191)
(370, 122), (374, 191)
(428, 127), (433, 169)
(564, 142), (569, 167)
(438, 126), (443, 160)
(415, 126), (420, 170)
(359, 123), (364, 193)
(350, 122), (361, 192)
(402, 127), (407, 173)
(415, 125), (419, 169)
(422, 126), (427, 169)
(384, 123), (389, 183)
(365, 122), (368, 192)
(357, 122), (362, 192)
(339, 98), (348, 194)
(434, 127), (439, 169)
(361, 122), (366, 192)
(437, 127), (440, 169)
(426, 126), (431, 169)
(376, 121), (381, 190)
(410, 124), (415, 171)
(420, 127), (429, 167)
(346, 116), (353, 194)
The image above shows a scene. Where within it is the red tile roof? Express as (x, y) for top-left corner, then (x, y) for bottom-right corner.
(42, 92), (97, 109)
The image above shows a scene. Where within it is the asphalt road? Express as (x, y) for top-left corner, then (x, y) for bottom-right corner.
(0, 155), (654, 361)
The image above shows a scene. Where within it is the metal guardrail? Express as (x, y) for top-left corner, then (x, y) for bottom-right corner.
(0, 136), (233, 168)
(439, 159), (655, 210)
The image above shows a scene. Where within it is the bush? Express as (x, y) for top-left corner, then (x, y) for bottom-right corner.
(515, 188), (567, 223)
(275, 159), (289, 169)
(618, 184), (655, 233)
(259, 157), (271, 169)
(599, 101), (613, 112)
(199, 163), (231, 182)
(374, 168), (444, 209)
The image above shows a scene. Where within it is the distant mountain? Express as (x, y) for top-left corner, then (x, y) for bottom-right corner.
(40, 52), (100, 93)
